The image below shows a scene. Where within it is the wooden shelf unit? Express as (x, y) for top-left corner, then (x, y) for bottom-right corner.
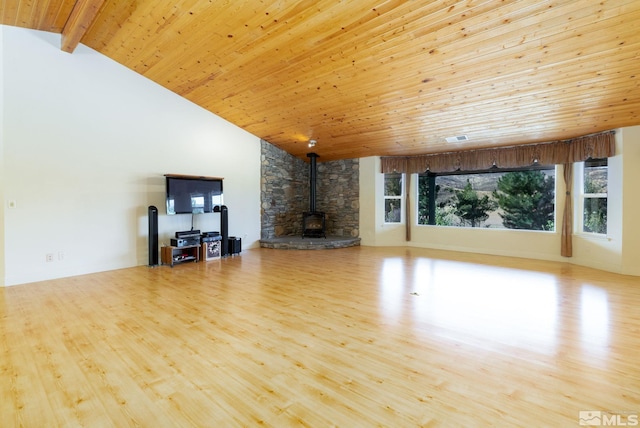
(161, 245), (200, 267)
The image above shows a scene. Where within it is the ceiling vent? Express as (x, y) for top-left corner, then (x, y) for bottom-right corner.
(445, 135), (469, 143)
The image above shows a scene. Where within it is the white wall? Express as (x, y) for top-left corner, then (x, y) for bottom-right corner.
(619, 126), (640, 276)
(1, 26), (261, 286)
(0, 26), (5, 285)
(360, 127), (640, 276)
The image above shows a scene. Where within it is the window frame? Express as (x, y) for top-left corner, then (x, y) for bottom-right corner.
(383, 173), (404, 224)
(415, 164), (557, 231)
(577, 158), (608, 236)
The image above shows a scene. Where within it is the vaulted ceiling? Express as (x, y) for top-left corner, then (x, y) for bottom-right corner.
(2, 0), (640, 161)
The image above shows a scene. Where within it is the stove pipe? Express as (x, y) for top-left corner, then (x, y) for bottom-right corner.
(307, 152), (319, 212)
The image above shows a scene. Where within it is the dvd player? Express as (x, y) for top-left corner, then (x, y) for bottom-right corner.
(176, 230), (201, 239)
(171, 237), (200, 247)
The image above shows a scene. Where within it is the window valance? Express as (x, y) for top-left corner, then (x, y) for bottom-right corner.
(380, 130), (616, 174)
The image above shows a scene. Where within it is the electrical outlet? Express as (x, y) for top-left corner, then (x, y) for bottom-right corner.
(7, 200), (17, 209)
(46, 253), (55, 262)
(58, 251), (65, 261)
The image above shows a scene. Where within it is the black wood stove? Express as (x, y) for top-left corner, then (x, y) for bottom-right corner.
(302, 153), (326, 238)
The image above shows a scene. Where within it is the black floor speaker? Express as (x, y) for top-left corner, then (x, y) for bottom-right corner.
(214, 205), (229, 256)
(148, 205), (159, 266)
(228, 237), (241, 255)
(220, 205), (228, 257)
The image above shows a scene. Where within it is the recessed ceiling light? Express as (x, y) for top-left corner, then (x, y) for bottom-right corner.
(445, 135), (469, 143)
(308, 139), (317, 147)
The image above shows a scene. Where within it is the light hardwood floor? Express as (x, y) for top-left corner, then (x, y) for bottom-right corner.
(1, 246), (639, 427)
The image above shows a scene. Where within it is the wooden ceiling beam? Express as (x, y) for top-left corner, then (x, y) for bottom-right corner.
(61, 0), (107, 53)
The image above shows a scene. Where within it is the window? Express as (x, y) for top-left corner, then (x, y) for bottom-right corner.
(417, 167), (556, 230)
(384, 173), (403, 223)
(580, 158), (608, 234)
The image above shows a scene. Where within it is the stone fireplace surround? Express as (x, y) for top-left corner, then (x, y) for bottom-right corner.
(260, 140), (360, 249)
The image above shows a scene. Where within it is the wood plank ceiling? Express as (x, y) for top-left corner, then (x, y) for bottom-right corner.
(2, 0), (640, 161)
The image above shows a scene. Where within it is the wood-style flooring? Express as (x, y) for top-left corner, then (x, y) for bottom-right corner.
(1, 246), (639, 427)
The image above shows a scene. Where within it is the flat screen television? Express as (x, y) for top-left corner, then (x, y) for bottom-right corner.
(165, 174), (223, 215)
